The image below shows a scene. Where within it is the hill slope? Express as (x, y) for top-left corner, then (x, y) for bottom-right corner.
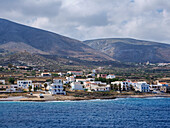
(0, 18), (113, 64)
(84, 38), (170, 63)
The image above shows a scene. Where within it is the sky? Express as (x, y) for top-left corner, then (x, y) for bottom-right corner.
(0, 0), (170, 44)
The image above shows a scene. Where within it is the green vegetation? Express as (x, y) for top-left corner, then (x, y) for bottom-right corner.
(8, 64), (13, 68)
(8, 77), (15, 84)
(31, 71), (36, 76)
(44, 83), (48, 91)
(52, 73), (59, 77)
(29, 86), (32, 92)
(95, 78), (125, 84)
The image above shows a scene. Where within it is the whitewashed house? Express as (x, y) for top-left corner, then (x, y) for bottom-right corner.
(150, 82), (168, 91)
(41, 72), (51, 77)
(131, 82), (137, 87)
(157, 82), (168, 87)
(135, 82), (150, 92)
(6, 85), (18, 92)
(32, 83), (42, 91)
(88, 83), (110, 92)
(75, 79), (86, 84)
(17, 80), (33, 91)
(86, 73), (96, 78)
(66, 76), (75, 82)
(70, 82), (84, 90)
(84, 81), (110, 92)
(57, 72), (65, 76)
(0, 80), (5, 85)
(49, 79), (66, 95)
(67, 71), (83, 76)
(86, 78), (95, 81)
(150, 84), (162, 91)
(111, 81), (131, 91)
(106, 74), (116, 79)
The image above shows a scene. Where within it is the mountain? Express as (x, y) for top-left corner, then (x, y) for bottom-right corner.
(0, 18), (114, 66)
(84, 38), (170, 63)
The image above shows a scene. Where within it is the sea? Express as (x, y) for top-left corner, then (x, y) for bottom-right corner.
(0, 98), (170, 128)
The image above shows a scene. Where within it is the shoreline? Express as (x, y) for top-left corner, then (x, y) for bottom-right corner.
(0, 94), (170, 102)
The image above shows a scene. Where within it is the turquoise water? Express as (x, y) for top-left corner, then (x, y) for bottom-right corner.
(0, 98), (170, 128)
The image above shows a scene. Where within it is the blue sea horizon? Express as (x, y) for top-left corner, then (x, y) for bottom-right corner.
(0, 98), (170, 128)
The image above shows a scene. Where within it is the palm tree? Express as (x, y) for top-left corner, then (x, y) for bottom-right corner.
(44, 83), (48, 91)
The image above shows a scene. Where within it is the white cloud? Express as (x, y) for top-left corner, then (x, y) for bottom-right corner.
(0, 0), (170, 44)
(31, 17), (49, 28)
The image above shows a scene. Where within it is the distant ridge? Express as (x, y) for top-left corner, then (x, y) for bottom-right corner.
(84, 38), (170, 63)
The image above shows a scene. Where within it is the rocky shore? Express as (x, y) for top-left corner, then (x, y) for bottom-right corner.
(0, 93), (170, 102)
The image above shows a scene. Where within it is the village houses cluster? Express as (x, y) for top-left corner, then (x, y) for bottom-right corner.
(0, 68), (170, 95)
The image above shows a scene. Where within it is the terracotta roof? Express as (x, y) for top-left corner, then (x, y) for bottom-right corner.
(159, 82), (167, 84)
(85, 82), (91, 84)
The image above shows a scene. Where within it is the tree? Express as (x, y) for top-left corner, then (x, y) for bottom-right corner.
(52, 73), (59, 77)
(44, 83), (48, 91)
(8, 64), (13, 68)
(29, 86), (32, 92)
(119, 83), (122, 92)
(34, 87), (38, 92)
(8, 77), (15, 84)
(46, 79), (51, 82)
(123, 85), (126, 91)
(113, 84), (118, 91)
(130, 85), (135, 91)
(31, 71), (36, 76)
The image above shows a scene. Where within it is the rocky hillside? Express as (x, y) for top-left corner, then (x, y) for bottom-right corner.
(84, 38), (170, 63)
(0, 18), (114, 65)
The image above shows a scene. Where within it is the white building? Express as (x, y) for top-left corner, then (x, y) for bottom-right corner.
(131, 82), (137, 87)
(150, 85), (162, 91)
(70, 82), (84, 90)
(150, 82), (168, 91)
(49, 79), (66, 95)
(86, 78), (95, 81)
(66, 76), (75, 82)
(17, 80), (33, 91)
(106, 74), (116, 79)
(57, 72), (65, 76)
(0, 80), (5, 85)
(111, 81), (131, 91)
(87, 83), (110, 92)
(67, 71), (83, 76)
(32, 83), (42, 91)
(6, 85), (18, 92)
(135, 82), (150, 92)
(41, 72), (51, 77)
(75, 79), (86, 84)
(86, 73), (96, 78)
(84, 81), (110, 92)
